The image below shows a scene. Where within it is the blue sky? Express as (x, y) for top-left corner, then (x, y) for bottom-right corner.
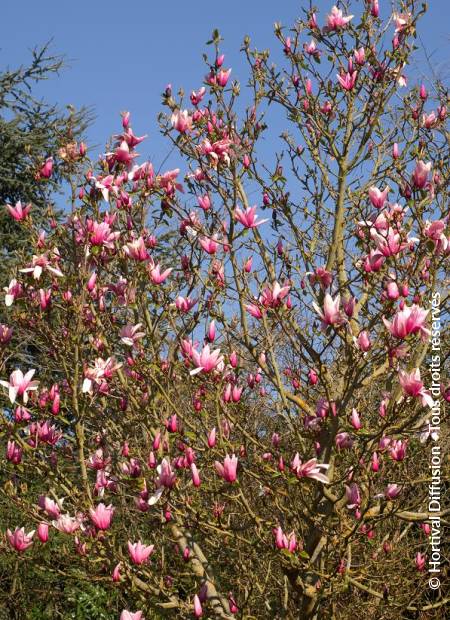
(3, 0), (449, 168)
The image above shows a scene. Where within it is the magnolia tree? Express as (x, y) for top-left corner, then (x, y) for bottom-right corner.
(1, 2), (449, 619)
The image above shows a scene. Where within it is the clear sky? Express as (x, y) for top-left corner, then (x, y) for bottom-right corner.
(3, 0), (449, 168)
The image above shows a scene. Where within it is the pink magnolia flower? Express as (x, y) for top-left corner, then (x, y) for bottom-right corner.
(0, 324), (13, 345)
(437, 105), (447, 120)
(87, 448), (111, 471)
(37, 523), (49, 543)
(273, 526), (297, 552)
(190, 87), (206, 105)
(354, 47), (365, 65)
(0, 369), (39, 404)
(14, 405), (31, 422)
(411, 160), (431, 189)
(383, 304), (430, 340)
(52, 514), (81, 534)
(379, 436), (391, 451)
(370, 0), (379, 17)
(190, 344), (224, 376)
(393, 12), (411, 32)
(112, 140), (138, 166)
(121, 126), (147, 148)
(197, 194), (211, 211)
(368, 186), (389, 209)
(94, 174), (119, 202)
(6, 439), (22, 464)
(231, 385), (243, 402)
(112, 562), (122, 582)
(228, 593), (238, 614)
(128, 540), (155, 564)
(320, 101), (333, 115)
(260, 281), (290, 308)
(31, 421), (62, 446)
(89, 503), (115, 530)
(325, 6), (354, 30)
(171, 109), (192, 133)
(166, 414), (178, 433)
(345, 483), (361, 509)
(291, 454), (330, 483)
(207, 427), (217, 448)
(74, 536), (87, 556)
(422, 112), (437, 129)
(175, 296), (198, 313)
(215, 454), (238, 483)
(156, 458), (177, 489)
(191, 463), (201, 488)
(223, 382), (233, 403)
(86, 271), (97, 292)
(398, 368), (434, 407)
(308, 267), (333, 289)
(371, 228), (408, 257)
(38, 496), (63, 519)
(180, 338), (197, 360)
(206, 320), (216, 343)
(7, 527), (35, 552)
(245, 303), (263, 319)
(386, 280), (399, 300)
(39, 157), (53, 179)
(199, 235), (219, 255)
(39, 288), (52, 310)
(273, 525), (286, 549)
(89, 221), (120, 248)
(20, 253), (63, 279)
(123, 237), (149, 261)
(343, 296), (356, 317)
(216, 68), (232, 87)
(384, 484), (401, 500)
(335, 432), (354, 450)
(360, 202), (408, 231)
(315, 398), (335, 419)
(389, 440), (407, 462)
(119, 323), (145, 347)
(149, 263), (172, 284)
(363, 249), (385, 272)
(313, 293), (344, 327)
(424, 220), (448, 253)
(193, 594), (203, 618)
(350, 408), (362, 430)
(121, 457), (142, 477)
(95, 470), (117, 496)
(120, 611), (143, 620)
(394, 65), (407, 87)
(308, 369), (318, 385)
(309, 12), (318, 28)
(423, 219), (445, 240)
(243, 256), (253, 272)
(337, 70), (357, 91)
(234, 205), (268, 228)
(6, 201), (31, 221)
(372, 452), (380, 472)
(82, 357), (122, 393)
(158, 167), (183, 192)
(198, 137), (233, 167)
(357, 331), (371, 352)
(415, 552), (426, 571)
(304, 39), (320, 57)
